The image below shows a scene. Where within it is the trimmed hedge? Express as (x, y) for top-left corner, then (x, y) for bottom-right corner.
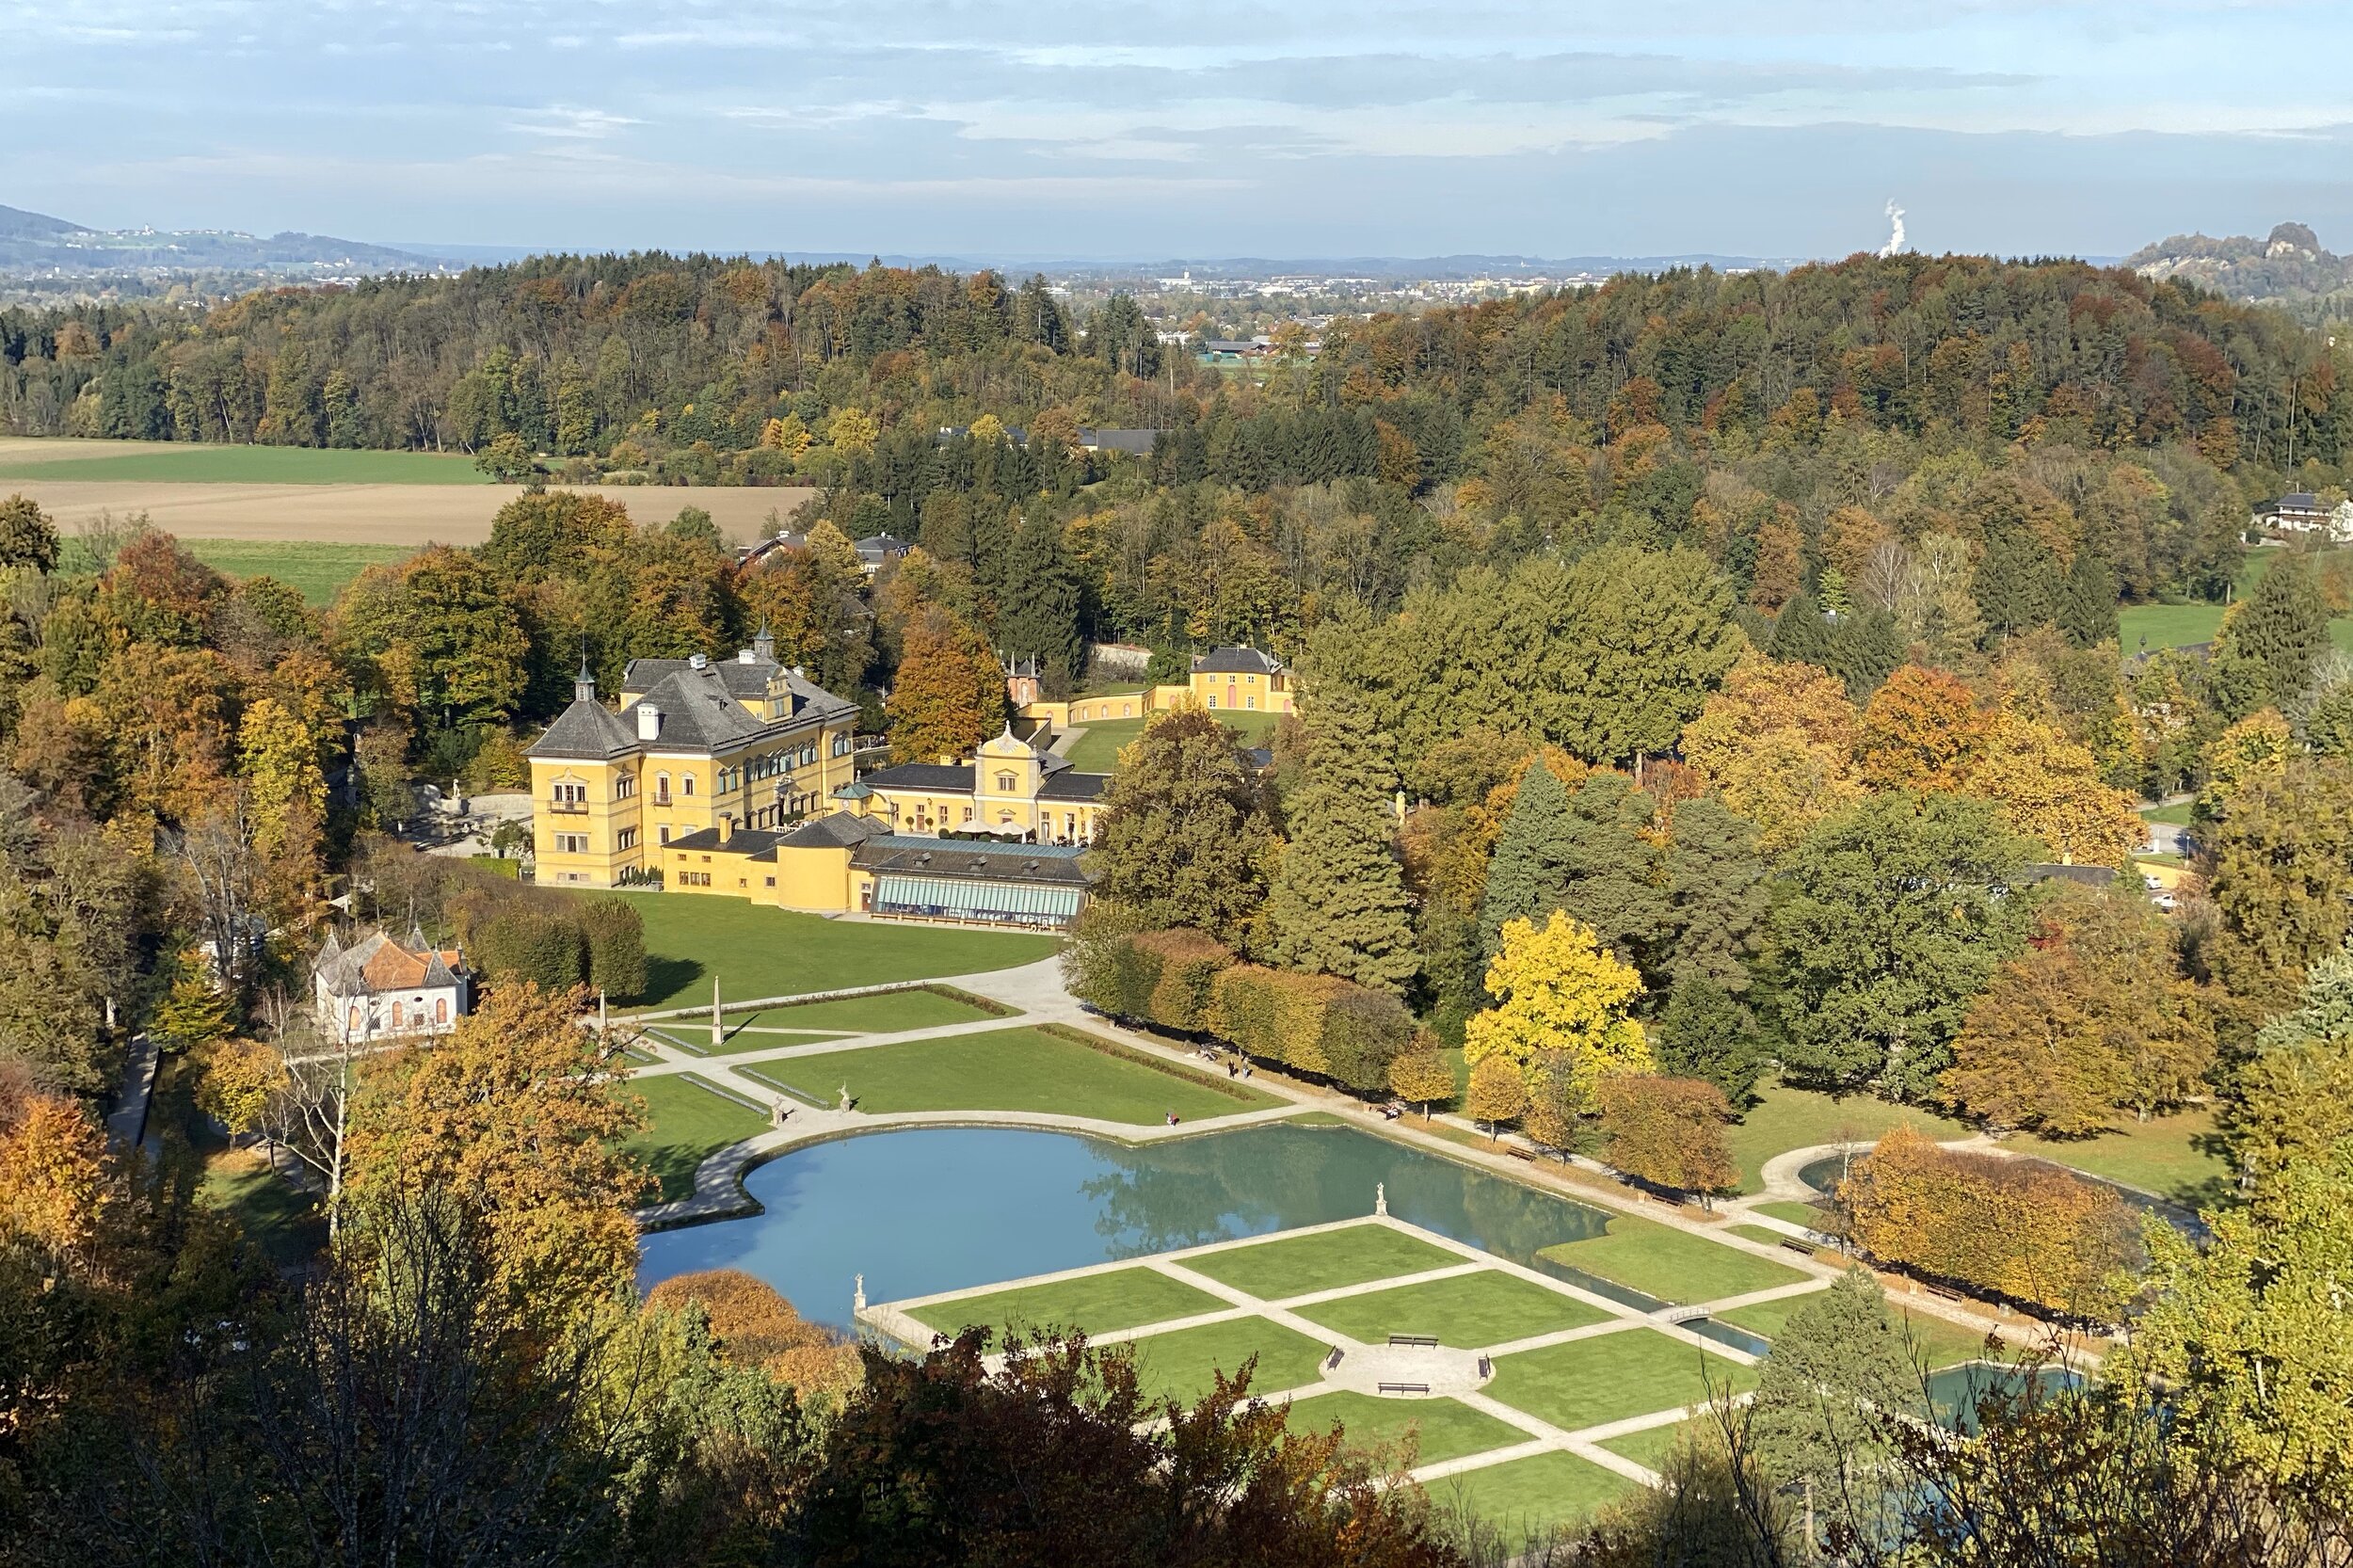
(1065, 924), (1410, 1095)
(472, 906), (585, 991)
(579, 898), (648, 1000)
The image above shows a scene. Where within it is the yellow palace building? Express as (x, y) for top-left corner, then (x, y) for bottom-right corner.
(527, 634), (1108, 928)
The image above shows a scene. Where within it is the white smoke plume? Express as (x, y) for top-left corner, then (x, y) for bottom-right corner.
(1878, 200), (1908, 258)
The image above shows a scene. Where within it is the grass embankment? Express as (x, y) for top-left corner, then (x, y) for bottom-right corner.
(0, 440), (492, 484)
(620, 1074), (771, 1202)
(1537, 1211), (1811, 1304)
(1715, 1295), (1993, 1368)
(183, 539), (414, 603)
(2014, 1106), (2234, 1208)
(1724, 1083), (1975, 1194)
(736, 1025), (1281, 1124)
(608, 893), (1062, 1010)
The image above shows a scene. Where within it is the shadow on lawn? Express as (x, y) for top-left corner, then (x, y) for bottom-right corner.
(638, 954), (704, 1008)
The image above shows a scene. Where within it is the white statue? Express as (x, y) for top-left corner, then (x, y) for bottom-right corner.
(853, 1273), (867, 1314)
(1375, 1182), (1387, 1217)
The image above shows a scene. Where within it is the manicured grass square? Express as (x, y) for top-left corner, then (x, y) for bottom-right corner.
(1713, 1296), (1993, 1370)
(1290, 1391), (1529, 1467)
(909, 1266), (1227, 1339)
(1125, 1316), (1333, 1404)
(1427, 1449), (1635, 1535)
(609, 892), (1061, 1011)
(1731, 1223), (1808, 1250)
(736, 1027), (1278, 1124)
(1754, 1199), (1833, 1228)
(1182, 1224), (1463, 1300)
(1597, 1416), (1702, 1472)
(1292, 1269), (1609, 1347)
(1536, 1213), (1810, 1305)
(733, 988), (1001, 1036)
(1487, 1329), (1758, 1432)
(618, 1074), (771, 1202)
(2018, 1106), (2234, 1208)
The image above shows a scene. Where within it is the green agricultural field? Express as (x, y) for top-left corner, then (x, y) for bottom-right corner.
(729, 988), (1002, 1035)
(1181, 1224), (1462, 1300)
(1487, 1328), (1759, 1432)
(1536, 1213), (1811, 1304)
(736, 1027), (1280, 1124)
(1426, 1449), (1635, 1535)
(0, 440), (492, 485)
(1726, 1082), (1975, 1193)
(2017, 1106), (2234, 1208)
(183, 538), (414, 603)
(911, 1266), (1227, 1339)
(1292, 1269), (1609, 1346)
(619, 1074), (771, 1202)
(1295, 1391), (1529, 1467)
(610, 893), (1062, 1009)
(1127, 1316), (1332, 1404)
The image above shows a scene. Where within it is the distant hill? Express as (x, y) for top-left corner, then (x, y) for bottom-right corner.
(0, 202), (455, 281)
(2126, 221), (2353, 315)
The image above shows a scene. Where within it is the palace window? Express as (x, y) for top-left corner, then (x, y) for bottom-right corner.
(833, 734), (850, 757)
(654, 773), (672, 806)
(435, 997), (449, 1024)
(996, 772), (1017, 792)
(658, 826), (671, 845)
(552, 781), (586, 806)
(616, 827), (638, 851)
(764, 876), (776, 888)
(1206, 696), (1218, 708)
(554, 833), (587, 855)
(616, 773), (635, 799)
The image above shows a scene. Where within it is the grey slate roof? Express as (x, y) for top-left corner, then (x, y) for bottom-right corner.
(850, 836), (1093, 886)
(528, 695), (641, 760)
(1192, 645), (1283, 676)
(664, 825), (786, 856)
(776, 811), (891, 849)
(1078, 427), (1159, 456)
(1037, 771), (1110, 801)
(859, 762), (977, 793)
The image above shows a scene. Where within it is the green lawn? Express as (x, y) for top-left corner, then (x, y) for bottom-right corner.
(1294, 1391), (1529, 1467)
(1182, 1224), (1463, 1300)
(731, 989), (1001, 1035)
(1597, 1417), (1702, 1473)
(1536, 1213), (1810, 1305)
(183, 539), (415, 603)
(736, 1027), (1280, 1124)
(1292, 1269), (1609, 1347)
(1487, 1329), (1759, 1432)
(1127, 1316), (1333, 1404)
(2117, 600), (2227, 652)
(610, 892), (1062, 1009)
(1062, 717), (1147, 771)
(619, 1074), (771, 1202)
(1753, 1200), (1832, 1229)
(911, 1266), (1227, 1339)
(1060, 710), (1284, 773)
(200, 1149), (326, 1268)
(0, 440), (492, 484)
(2016, 1107), (2234, 1208)
(1730, 1223), (1803, 1250)
(2138, 800), (2195, 826)
(1727, 1082), (1976, 1193)
(1428, 1449), (1635, 1535)
(1715, 1295), (1991, 1369)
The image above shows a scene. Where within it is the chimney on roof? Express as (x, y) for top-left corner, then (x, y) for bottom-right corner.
(718, 815), (733, 844)
(636, 702), (663, 741)
(738, 647), (756, 664)
(689, 653), (709, 671)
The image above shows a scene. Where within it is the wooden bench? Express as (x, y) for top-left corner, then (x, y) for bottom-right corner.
(1507, 1146), (1537, 1161)
(1388, 1334), (1440, 1349)
(1323, 1346), (1345, 1370)
(1779, 1239), (1817, 1257)
(1924, 1283), (1966, 1303)
(1377, 1382), (1432, 1396)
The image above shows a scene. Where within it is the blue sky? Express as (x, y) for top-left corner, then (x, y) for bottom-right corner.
(6, 0), (2352, 261)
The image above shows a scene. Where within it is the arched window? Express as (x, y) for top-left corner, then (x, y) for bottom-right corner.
(435, 997), (449, 1024)
(347, 1004), (361, 1035)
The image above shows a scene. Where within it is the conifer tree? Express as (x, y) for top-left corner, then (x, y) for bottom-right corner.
(1264, 687), (1417, 995)
(1551, 774), (1672, 972)
(1655, 970), (1763, 1105)
(1477, 759), (1575, 957)
(994, 514), (1083, 696)
(2057, 549), (2121, 648)
(2210, 553), (2330, 719)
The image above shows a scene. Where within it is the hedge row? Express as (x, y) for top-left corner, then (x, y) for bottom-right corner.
(454, 891), (647, 1000)
(1065, 926), (1413, 1094)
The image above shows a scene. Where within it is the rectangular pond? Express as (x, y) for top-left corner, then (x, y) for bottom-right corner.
(637, 1121), (1615, 1330)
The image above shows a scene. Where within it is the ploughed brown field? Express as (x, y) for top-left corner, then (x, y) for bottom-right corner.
(0, 438), (815, 546)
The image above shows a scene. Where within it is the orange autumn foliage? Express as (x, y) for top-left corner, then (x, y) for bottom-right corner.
(1855, 664), (1993, 792)
(646, 1268), (863, 1400)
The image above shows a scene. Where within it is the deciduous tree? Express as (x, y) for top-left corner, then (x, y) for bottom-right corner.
(1087, 710), (1277, 947)
(1596, 1075), (1737, 1202)
(1680, 657), (1863, 854)
(1464, 1052), (1529, 1139)
(1970, 709), (2143, 866)
(1465, 911), (1650, 1101)
(884, 608), (1005, 764)
(1855, 664), (1991, 792)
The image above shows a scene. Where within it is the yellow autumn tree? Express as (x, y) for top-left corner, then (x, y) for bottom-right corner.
(238, 695), (328, 856)
(1679, 656), (1864, 853)
(824, 405), (880, 457)
(1972, 710), (2143, 865)
(0, 1087), (116, 1270)
(2200, 708), (2293, 823)
(1465, 911), (1651, 1100)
